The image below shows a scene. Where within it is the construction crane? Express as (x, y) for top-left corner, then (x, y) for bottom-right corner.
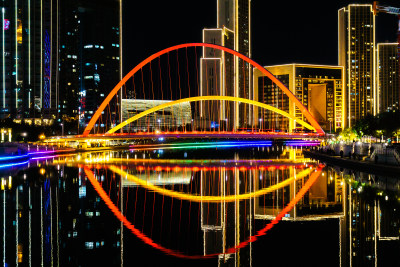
(373, 1), (400, 53)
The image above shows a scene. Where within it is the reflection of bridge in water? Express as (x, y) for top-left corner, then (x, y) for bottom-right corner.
(1, 150), (399, 266)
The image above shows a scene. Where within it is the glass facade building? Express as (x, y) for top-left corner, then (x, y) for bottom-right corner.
(58, 0), (121, 132)
(254, 64), (344, 132)
(0, 0), (59, 119)
(376, 43), (399, 113)
(201, 0), (251, 130)
(338, 4), (376, 127)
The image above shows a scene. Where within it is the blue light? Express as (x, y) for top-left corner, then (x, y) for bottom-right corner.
(0, 160), (29, 169)
(0, 154), (29, 161)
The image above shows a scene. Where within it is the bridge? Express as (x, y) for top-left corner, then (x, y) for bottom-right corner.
(44, 43), (324, 148)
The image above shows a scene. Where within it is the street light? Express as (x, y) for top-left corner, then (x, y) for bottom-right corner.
(259, 118), (262, 131)
(157, 119), (161, 131)
(60, 123), (64, 136)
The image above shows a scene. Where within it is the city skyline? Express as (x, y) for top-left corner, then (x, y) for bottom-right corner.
(122, 0), (399, 75)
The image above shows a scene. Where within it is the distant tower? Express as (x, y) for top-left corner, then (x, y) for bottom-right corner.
(376, 43), (400, 112)
(338, 4), (376, 127)
(200, 0), (251, 130)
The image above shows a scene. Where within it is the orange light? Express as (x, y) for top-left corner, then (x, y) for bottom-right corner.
(136, 166), (145, 172)
(155, 166), (162, 172)
(192, 167), (200, 172)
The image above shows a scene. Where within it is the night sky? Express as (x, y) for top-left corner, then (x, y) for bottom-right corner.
(122, 0), (400, 75)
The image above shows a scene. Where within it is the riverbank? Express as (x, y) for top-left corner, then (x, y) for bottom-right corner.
(303, 149), (400, 177)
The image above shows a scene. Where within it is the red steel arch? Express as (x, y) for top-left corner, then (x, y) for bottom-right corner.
(82, 43), (324, 136)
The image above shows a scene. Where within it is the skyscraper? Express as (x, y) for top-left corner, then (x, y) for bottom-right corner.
(200, 0), (251, 130)
(0, 0), (59, 120)
(376, 43), (399, 113)
(58, 0), (122, 133)
(338, 4), (376, 127)
(78, 0), (121, 131)
(58, 0), (80, 120)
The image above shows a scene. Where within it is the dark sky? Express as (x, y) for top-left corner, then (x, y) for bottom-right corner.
(122, 0), (399, 75)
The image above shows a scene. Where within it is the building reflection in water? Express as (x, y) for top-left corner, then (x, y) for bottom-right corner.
(0, 159), (122, 266)
(0, 148), (399, 266)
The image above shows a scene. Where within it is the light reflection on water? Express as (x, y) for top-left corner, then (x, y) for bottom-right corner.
(0, 147), (399, 266)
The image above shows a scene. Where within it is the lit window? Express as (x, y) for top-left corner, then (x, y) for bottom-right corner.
(79, 186), (86, 198)
(85, 242), (94, 249)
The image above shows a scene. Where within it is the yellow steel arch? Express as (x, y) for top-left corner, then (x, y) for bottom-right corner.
(107, 95), (316, 134)
(108, 165), (313, 203)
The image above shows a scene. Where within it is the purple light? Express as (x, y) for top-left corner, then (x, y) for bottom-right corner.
(3, 19), (9, 30)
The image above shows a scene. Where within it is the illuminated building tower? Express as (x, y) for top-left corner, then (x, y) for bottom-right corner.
(0, 0), (59, 119)
(338, 4), (376, 127)
(253, 64), (344, 133)
(200, 27), (235, 130)
(201, 168), (254, 265)
(376, 43), (399, 112)
(201, 0), (251, 130)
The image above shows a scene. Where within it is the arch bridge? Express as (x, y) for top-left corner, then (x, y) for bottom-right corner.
(45, 43), (324, 147)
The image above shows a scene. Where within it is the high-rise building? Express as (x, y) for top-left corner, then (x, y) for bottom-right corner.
(58, 0), (80, 120)
(200, 0), (251, 130)
(200, 27), (235, 130)
(338, 4), (376, 127)
(58, 0), (121, 133)
(376, 43), (399, 113)
(253, 64), (344, 133)
(0, 0), (59, 120)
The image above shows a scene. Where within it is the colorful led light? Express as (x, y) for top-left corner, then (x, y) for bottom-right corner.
(108, 96), (316, 134)
(0, 160), (29, 169)
(82, 43), (324, 136)
(108, 165), (313, 203)
(83, 163), (323, 259)
(0, 154), (29, 161)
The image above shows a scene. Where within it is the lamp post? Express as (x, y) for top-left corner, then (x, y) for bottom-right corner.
(60, 123), (64, 136)
(157, 119), (161, 131)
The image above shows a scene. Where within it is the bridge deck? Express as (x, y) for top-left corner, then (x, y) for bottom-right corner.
(46, 131), (323, 142)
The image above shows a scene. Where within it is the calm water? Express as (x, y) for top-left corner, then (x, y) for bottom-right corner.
(1, 145), (399, 266)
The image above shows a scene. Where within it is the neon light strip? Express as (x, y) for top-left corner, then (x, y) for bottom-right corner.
(108, 165), (313, 203)
(0, 154), (29, 161)
(3, 188), (5, 264)
(27, 148), (74, 155)
(0, 160), (29, 169)
(15, 0), (17, 109)
(0, 150), (74, 163)
(129, 141), (273, 150)
(31, 155), (57, 160)
(40, 0), (43, 109)
(2, 8), (5, 109)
